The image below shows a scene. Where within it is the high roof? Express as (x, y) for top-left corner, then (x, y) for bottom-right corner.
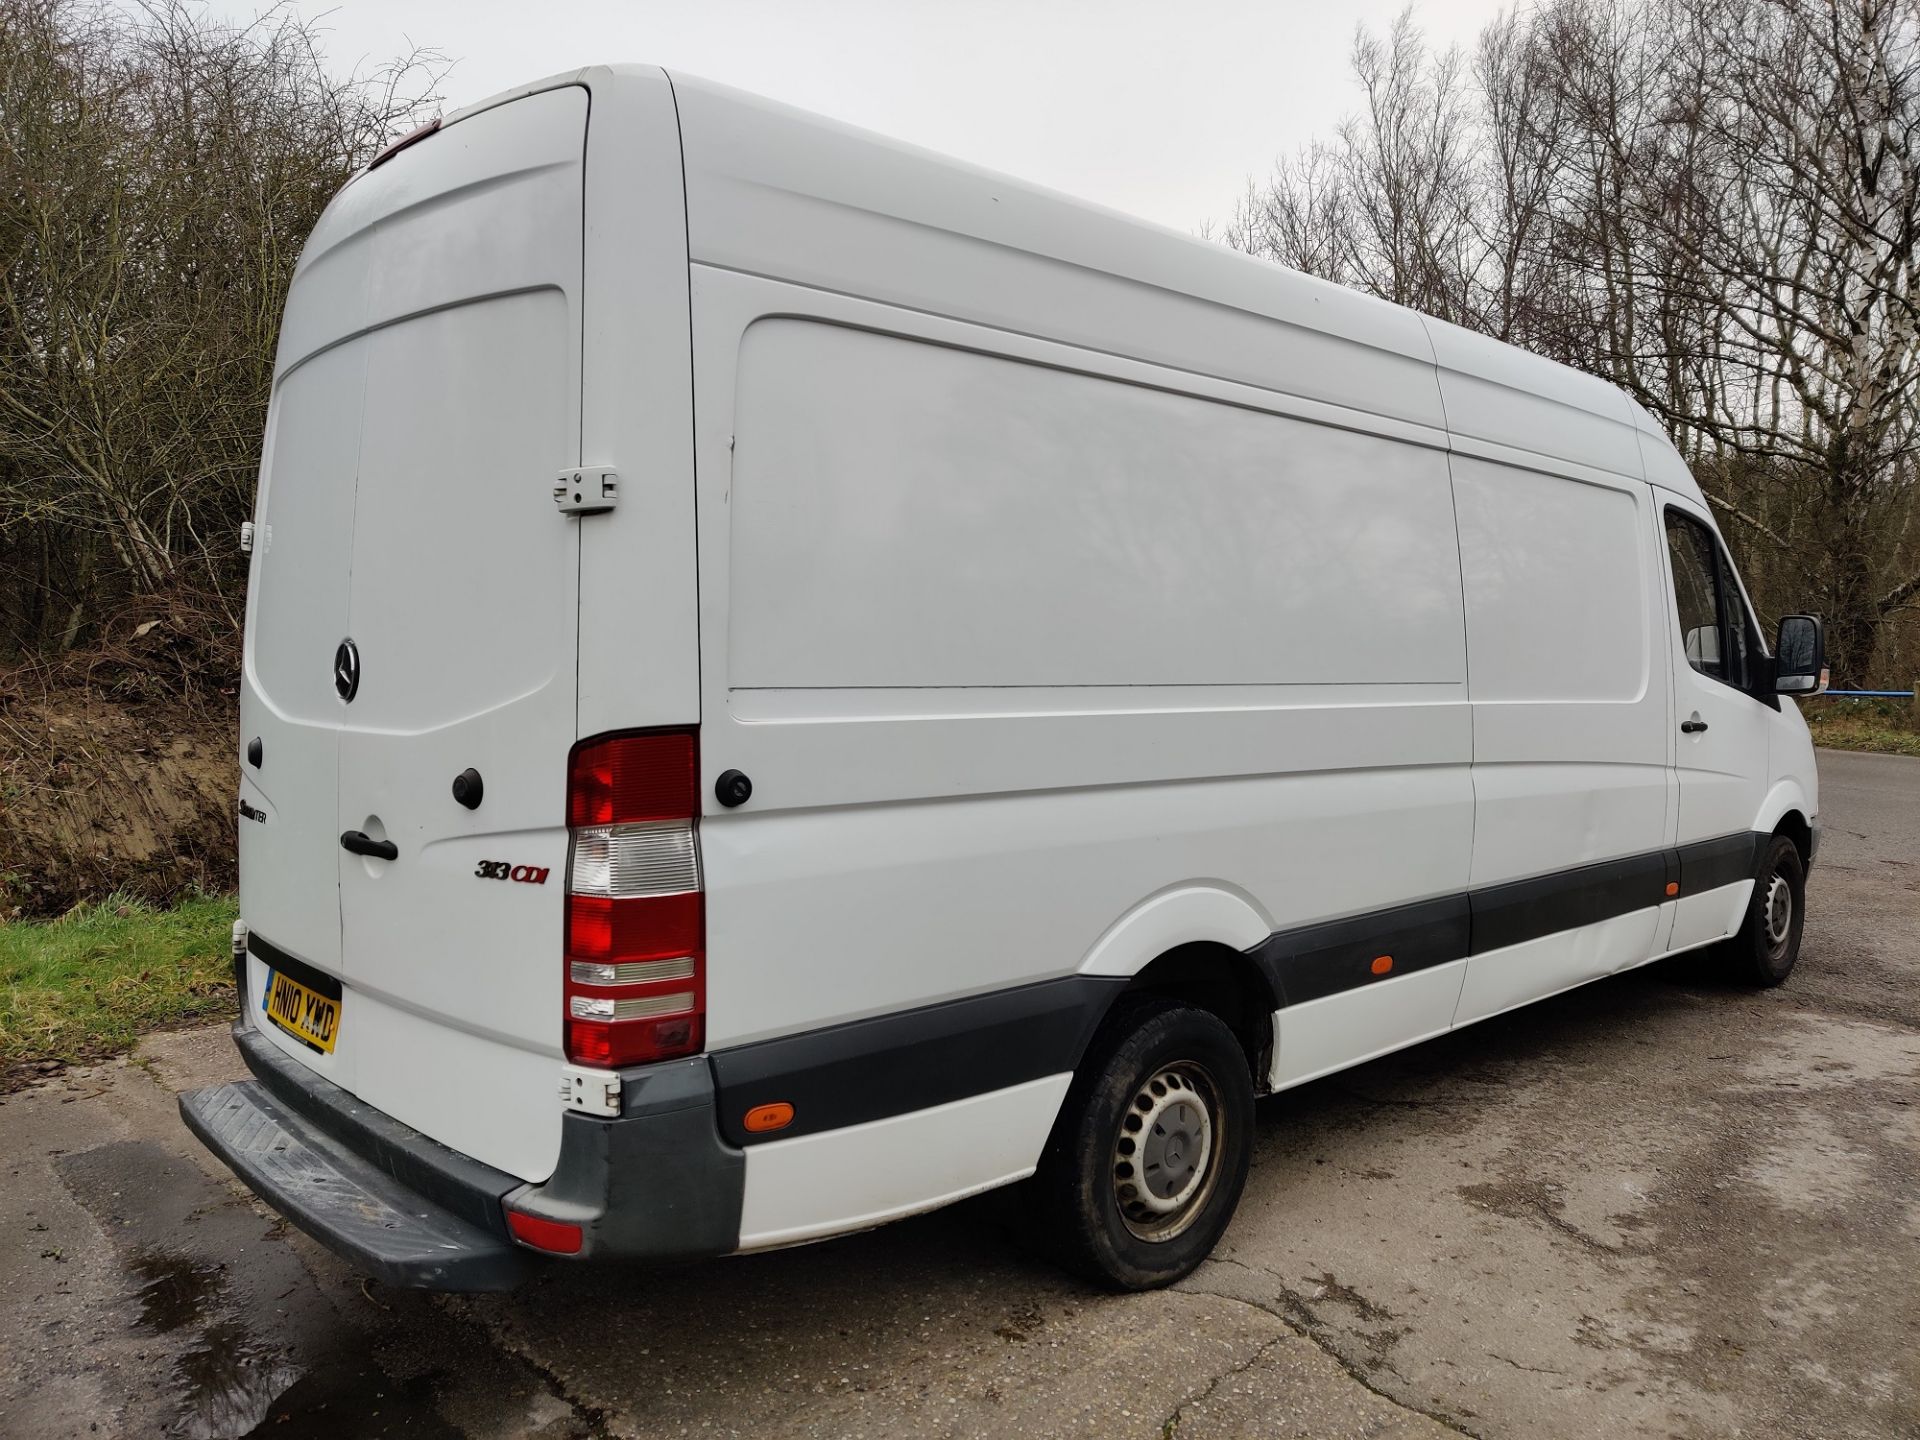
(438, 64), (1706, 506)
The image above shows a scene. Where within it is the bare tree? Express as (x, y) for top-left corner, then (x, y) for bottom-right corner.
(1222, 0), (1920, 686)
(0, 0), (445, 658)
(1659, 0), (1920, 681)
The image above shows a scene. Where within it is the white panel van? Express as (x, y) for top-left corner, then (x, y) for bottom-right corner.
(182, 67), (1829, 1292)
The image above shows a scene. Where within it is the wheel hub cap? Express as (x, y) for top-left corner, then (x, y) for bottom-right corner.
(1765, 874), (1793, 947)
(1112, 1064), (1220, 1241)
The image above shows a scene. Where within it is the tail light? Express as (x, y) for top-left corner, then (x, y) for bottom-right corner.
(563, 731), (704, 1067)
(505, 1208), (583, 1255)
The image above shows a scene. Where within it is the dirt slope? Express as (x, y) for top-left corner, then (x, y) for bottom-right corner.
(1, 607), (236, 917)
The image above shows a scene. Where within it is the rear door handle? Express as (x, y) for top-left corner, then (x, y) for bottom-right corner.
(340, 830), (398, 861)
(1680, 717), (1709, 734)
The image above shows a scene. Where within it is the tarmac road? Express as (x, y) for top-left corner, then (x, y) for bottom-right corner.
(4, 747), (1916, 1439)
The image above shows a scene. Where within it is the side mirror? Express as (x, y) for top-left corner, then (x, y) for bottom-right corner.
(1774, 614), (1827, 696)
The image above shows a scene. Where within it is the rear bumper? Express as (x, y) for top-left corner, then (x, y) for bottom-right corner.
(180, 1021), (745, 1290)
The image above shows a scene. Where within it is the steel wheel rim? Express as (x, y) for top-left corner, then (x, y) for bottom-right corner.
(1764, 873), (1794, 953)
(1112, 1062), (1222, 1242)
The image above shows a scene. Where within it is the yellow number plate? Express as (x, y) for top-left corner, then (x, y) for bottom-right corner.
(264, 970), (340, 1054)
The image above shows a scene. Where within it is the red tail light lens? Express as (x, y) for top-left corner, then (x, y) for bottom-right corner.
(565, 893), (702, 967)
(562, 730), (704, 1070)
(566, 1014), (702, 1069)
(505, 1208), (583, 1255)
(567, 732), (697, 828)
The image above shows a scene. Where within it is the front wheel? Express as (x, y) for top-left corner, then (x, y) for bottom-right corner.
(1034, 997), (1254, 1290)
(1720, 833), (1806, 987)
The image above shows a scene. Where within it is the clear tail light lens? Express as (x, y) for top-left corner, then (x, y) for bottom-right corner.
(562, 731), (703, 1068)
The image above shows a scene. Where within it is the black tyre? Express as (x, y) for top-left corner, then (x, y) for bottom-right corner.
(1035, 996), (1254, 1290)
(1720, 833), (1806, 987)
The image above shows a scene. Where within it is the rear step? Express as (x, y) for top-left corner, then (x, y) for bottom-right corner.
(180, 1080), (529, 1292)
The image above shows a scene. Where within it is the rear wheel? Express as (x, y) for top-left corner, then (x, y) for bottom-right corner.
(1720, 833), (1806, 987)
(1035, 997), (1254, 1290)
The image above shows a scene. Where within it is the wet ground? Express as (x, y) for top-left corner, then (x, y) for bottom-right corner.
(3, 747), (1916, 1439)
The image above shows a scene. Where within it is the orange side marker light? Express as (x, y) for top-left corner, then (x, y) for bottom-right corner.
(744, 1101), (795, 1134)
(1665, 882), (1680, 897)
(1370, 955), (1394, 976)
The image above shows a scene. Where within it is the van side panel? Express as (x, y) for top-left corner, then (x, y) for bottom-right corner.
(675, 80), (1479, 1240)
(665, 70), (1761, 1250)
(695, 271), (1472, 1047)
(686, 258), (1475, 1241)
(728, 321), (1463, 691)
(668, 75), (1790, 1261)
(1448, 451), (1673, 1019)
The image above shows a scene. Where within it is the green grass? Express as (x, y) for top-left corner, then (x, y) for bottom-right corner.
(0, 893), (237, 1077)
(1803, 697), (1920, 757)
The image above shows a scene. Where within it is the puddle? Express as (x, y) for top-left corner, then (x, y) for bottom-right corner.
(129, 1253), (302, 1437)
(172, 1318), (303, 1439)
(131, 1250), (225, 1333)
(243, 1362), (462, 1438)
(125, 1248), (462, 1438)
(64, 1149), (482, 1439)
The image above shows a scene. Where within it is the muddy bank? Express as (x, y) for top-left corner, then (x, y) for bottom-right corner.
(1, 608), (237, 916)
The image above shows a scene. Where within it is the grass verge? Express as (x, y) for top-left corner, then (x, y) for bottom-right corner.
(1803, 697), (1920, 757)
(0, 892), (236, 1084)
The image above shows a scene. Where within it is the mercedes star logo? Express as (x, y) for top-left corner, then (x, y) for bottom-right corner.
(333, 638), (360, 703)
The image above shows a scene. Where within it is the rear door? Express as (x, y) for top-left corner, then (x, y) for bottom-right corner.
(332, 87), (587, 1182)
(239, 343), (365, 978)
(241, 84), (589, 1185)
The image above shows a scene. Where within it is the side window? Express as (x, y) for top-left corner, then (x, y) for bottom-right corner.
(1666, 508), (1761, 690)
(1719, 552), (1755, 688)
(1665, 511), (1725, 680)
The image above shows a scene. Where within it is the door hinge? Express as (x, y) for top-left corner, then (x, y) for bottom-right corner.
(560, 1064), (622, 1117)
(553, 466), (618, 516)
(239, 520), (255, 553)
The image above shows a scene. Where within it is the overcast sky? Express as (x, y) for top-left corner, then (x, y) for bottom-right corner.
(204, 0), (1509, 233)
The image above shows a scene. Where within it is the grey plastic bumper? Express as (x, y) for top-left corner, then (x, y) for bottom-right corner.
(504, 1056), (747, 1261)
(180, 1077), (530, 1291)
(180, 1022), (745, 1290)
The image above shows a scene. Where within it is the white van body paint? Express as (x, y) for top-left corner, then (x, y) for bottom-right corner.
(1269, 961), (1471, 1092)
(1078, 887), (1275, 979)
(735, 1075), (1074, 1252)
(233, 66), (1819, 1263)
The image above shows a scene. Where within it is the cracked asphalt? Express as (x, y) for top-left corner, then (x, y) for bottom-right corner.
(3, 747), (1916, 1439)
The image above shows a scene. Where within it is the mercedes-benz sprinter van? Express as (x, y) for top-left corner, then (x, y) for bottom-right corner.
(182, 66), (1828, 1292)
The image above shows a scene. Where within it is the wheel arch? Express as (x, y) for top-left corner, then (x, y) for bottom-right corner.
(1075, 886), (1279, 1092)
(1771, 809), (1813, 868)
(1117, 943), (1277, 1091)
(1755, 780), (1814, 866)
